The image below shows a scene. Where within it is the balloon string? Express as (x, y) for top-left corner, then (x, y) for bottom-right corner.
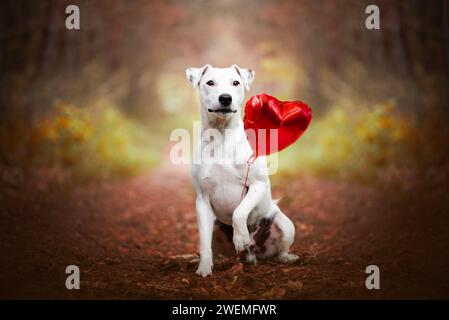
(239, 155), (255, 260)
(240, 155), (255, 200)
(240, 164), (250, 200)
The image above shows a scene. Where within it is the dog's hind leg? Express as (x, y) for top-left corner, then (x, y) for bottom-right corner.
(273, 210), (299, 263)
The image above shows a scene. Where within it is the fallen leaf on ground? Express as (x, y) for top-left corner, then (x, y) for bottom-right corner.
(230, 263), (243, 275)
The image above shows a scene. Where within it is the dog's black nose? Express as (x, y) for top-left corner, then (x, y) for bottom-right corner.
(219, 94), (232, 107)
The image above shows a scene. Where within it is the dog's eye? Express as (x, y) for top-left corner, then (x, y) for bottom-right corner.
(206, 80), (215, 86)
(233, 80), (240, 86)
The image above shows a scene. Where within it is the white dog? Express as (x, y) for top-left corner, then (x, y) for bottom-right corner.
(186, 64), (298, 277)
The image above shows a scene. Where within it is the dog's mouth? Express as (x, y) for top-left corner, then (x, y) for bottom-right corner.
(207, 108), (237, 114)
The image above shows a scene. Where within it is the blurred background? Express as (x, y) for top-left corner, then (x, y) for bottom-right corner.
(1, 0), (448, 185)
(1, 0), (449, 300)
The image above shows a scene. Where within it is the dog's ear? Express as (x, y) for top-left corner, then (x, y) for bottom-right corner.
(186, 65), (210, 89)
(232, 65), (255, 91)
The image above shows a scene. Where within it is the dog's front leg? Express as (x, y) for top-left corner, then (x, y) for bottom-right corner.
(195, 195), (215, 277)
(232, 181), (266, 252)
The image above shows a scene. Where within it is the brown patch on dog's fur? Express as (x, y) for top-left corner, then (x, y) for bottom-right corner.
(251, 216), (275, 254)
(213, 215), (277, 259)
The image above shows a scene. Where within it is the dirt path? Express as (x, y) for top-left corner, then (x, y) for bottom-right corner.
(1, 163), (449, 299)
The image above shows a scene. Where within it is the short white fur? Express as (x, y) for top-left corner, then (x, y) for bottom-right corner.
(186, 64), (299, 277)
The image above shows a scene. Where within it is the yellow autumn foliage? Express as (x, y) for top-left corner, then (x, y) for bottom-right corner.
(2, 98), (447, 185)
(1, 101), (160, 183)
(276, 100), (448, 181)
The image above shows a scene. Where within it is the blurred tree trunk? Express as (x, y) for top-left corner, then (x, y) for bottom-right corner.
(393, 1), (410, 76)
(42, 0), (57, 77)
(444, 0), (449, 76)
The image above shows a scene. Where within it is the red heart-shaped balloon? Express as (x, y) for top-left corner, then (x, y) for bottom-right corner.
(243, 94), (312, 159)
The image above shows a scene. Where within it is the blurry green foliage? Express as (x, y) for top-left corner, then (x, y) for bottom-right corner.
(0, 101), (161, 184)
(276, 99), (449, 182)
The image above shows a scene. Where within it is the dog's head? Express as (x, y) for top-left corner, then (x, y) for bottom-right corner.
(186, 65), (255, 121)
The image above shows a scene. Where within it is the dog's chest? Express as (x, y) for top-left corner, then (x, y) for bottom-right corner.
(200, 163), (247, 224)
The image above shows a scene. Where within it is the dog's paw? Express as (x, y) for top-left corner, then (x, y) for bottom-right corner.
(278, 252), (299, 263)
(233, 231), (251, 253)
(196, 261), (213, 277)
(246, 251), (257, 266)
